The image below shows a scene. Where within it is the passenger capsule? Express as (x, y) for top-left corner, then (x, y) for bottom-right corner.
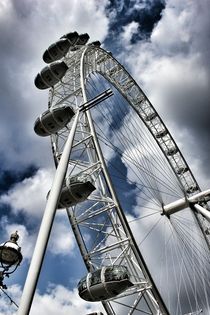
(145, 112), (157, 121)
(61, 32), (89, 47)
(205, 228), (210, 235)
(60, 31), (79, 45)
(58, 174), (96, 208)
(43, 38), (71, 63)
(155, 129), (168, 138)
(186, 185), (198, 194)
(78, 266), (133, 302)
(34, 105), (75, 137)
(166, 147), (178, 156)
(176, 166), (189, 175)
(88, 41), (101, 47)
(69, 33), (90, 51)
(34, 61), (68, 89)
(76, 33), (90, 45)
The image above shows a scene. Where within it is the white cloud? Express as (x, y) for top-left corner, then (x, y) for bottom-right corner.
(49, 212), (76, 256)
(118, 0), (210, 188)
(0, 284), (21, 315)
(0, 172), (76, 258)
(31, 285), (103, 315)
(0, 168), (53, 219)
(0, 284), (104, 315)
(121, 21), (139, 45)
(0, 0), (110, 171)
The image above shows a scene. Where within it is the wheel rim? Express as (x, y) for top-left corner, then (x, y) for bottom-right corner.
(48, 45), (210, 315)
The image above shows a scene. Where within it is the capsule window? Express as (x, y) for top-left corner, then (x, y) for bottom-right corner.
(105, 266), (128, 281)
(47, 123), (55, 129)
(90, 270), (101, 286)
(57, 116), (64, 123)
(105, 268), (114, 282)
(78, 279), (87, 292)
(63, 198), (71, 203)
(54, 70), (60, 76)
(75, 192), (83, 199)
(46, 75), (53, 82)
(40, 127), (47, 135)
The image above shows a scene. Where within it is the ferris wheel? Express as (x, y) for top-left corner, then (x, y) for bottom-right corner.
(19, 32), (210, 315)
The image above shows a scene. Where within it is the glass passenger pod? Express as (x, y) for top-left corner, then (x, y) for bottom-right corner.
(78, 266), (133, 302)
(69, 33), (90, 51)
(186, 184), (199, 194)
(176, 166), (189, 175)
(43, 38), (71, 63)
(60, 31), (79, 45)
(58, 174), (96, 208)
(34, 105), (75, 137)
(155, 129), (168, 138)
(87, 41), (101, 47)
(166, 147), (178, 156)
(76, 33), (90, 45)
(34, 61), (68, 90)
(145, 112), (157, 121)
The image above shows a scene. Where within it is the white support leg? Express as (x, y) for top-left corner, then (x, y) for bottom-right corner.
(193, 204), (210, 223)
(17, 110), (80, 315)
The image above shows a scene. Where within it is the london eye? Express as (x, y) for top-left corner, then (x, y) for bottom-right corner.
(18, 31), (210, 315)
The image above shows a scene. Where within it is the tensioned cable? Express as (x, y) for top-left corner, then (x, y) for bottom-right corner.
(172, 215), (210, 259)
(85, 65), (210, 314)
(171, 217), (210, 265)
(128, 211), (161, 223)
(102, 145), (181, 202)
(86, 78), (182, 203)
(84, 74), (209, 314)
(86, 74), (183, 199)
(95, 126), (181, 201)
(93, 119), (162, 205)
(165, 222), (195, 314)
(172, 218), (210, 273)
(156, 218), (206, 314)
(88, 93), (182, 201)
(171, 230), (194, 315)
(111, 298), (153, 315)
(171, 219), (210, 310)
(100, 93), (163, 203)
(104, 86), (182, 202)
(138, 216), (163, 246)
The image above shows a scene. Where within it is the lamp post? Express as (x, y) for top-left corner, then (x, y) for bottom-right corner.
(0, 231), (22, 289)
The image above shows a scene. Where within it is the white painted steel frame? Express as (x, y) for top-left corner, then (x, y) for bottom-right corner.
(83, 46), (210, 242)
(47, 46), (170, 314)
(48, 45), (210, 314)
(80, 47), (169, 315)
(17, 110), (80, 315)
(19, 43), (210, 315)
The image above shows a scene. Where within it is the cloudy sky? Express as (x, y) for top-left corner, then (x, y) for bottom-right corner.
(0, 0), (210, 314)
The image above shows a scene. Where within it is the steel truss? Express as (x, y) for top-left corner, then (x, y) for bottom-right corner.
(47, 45), (210, 315)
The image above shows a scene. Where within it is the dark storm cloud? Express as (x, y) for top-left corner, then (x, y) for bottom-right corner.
(105, 0), (165, 51)
(0, 0), (62, 173)
(157, 0), (210, 181)
(0, 0), (109, 173)
(119, 0), (210, 186)
(0, 1), (209, 313)
(0, 166), (37, 195)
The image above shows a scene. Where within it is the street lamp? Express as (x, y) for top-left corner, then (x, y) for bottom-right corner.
(0, 231), (23, 289)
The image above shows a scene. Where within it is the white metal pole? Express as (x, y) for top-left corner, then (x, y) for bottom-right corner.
(193, 203), (210, 223)
(17, 110), (80, 315)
